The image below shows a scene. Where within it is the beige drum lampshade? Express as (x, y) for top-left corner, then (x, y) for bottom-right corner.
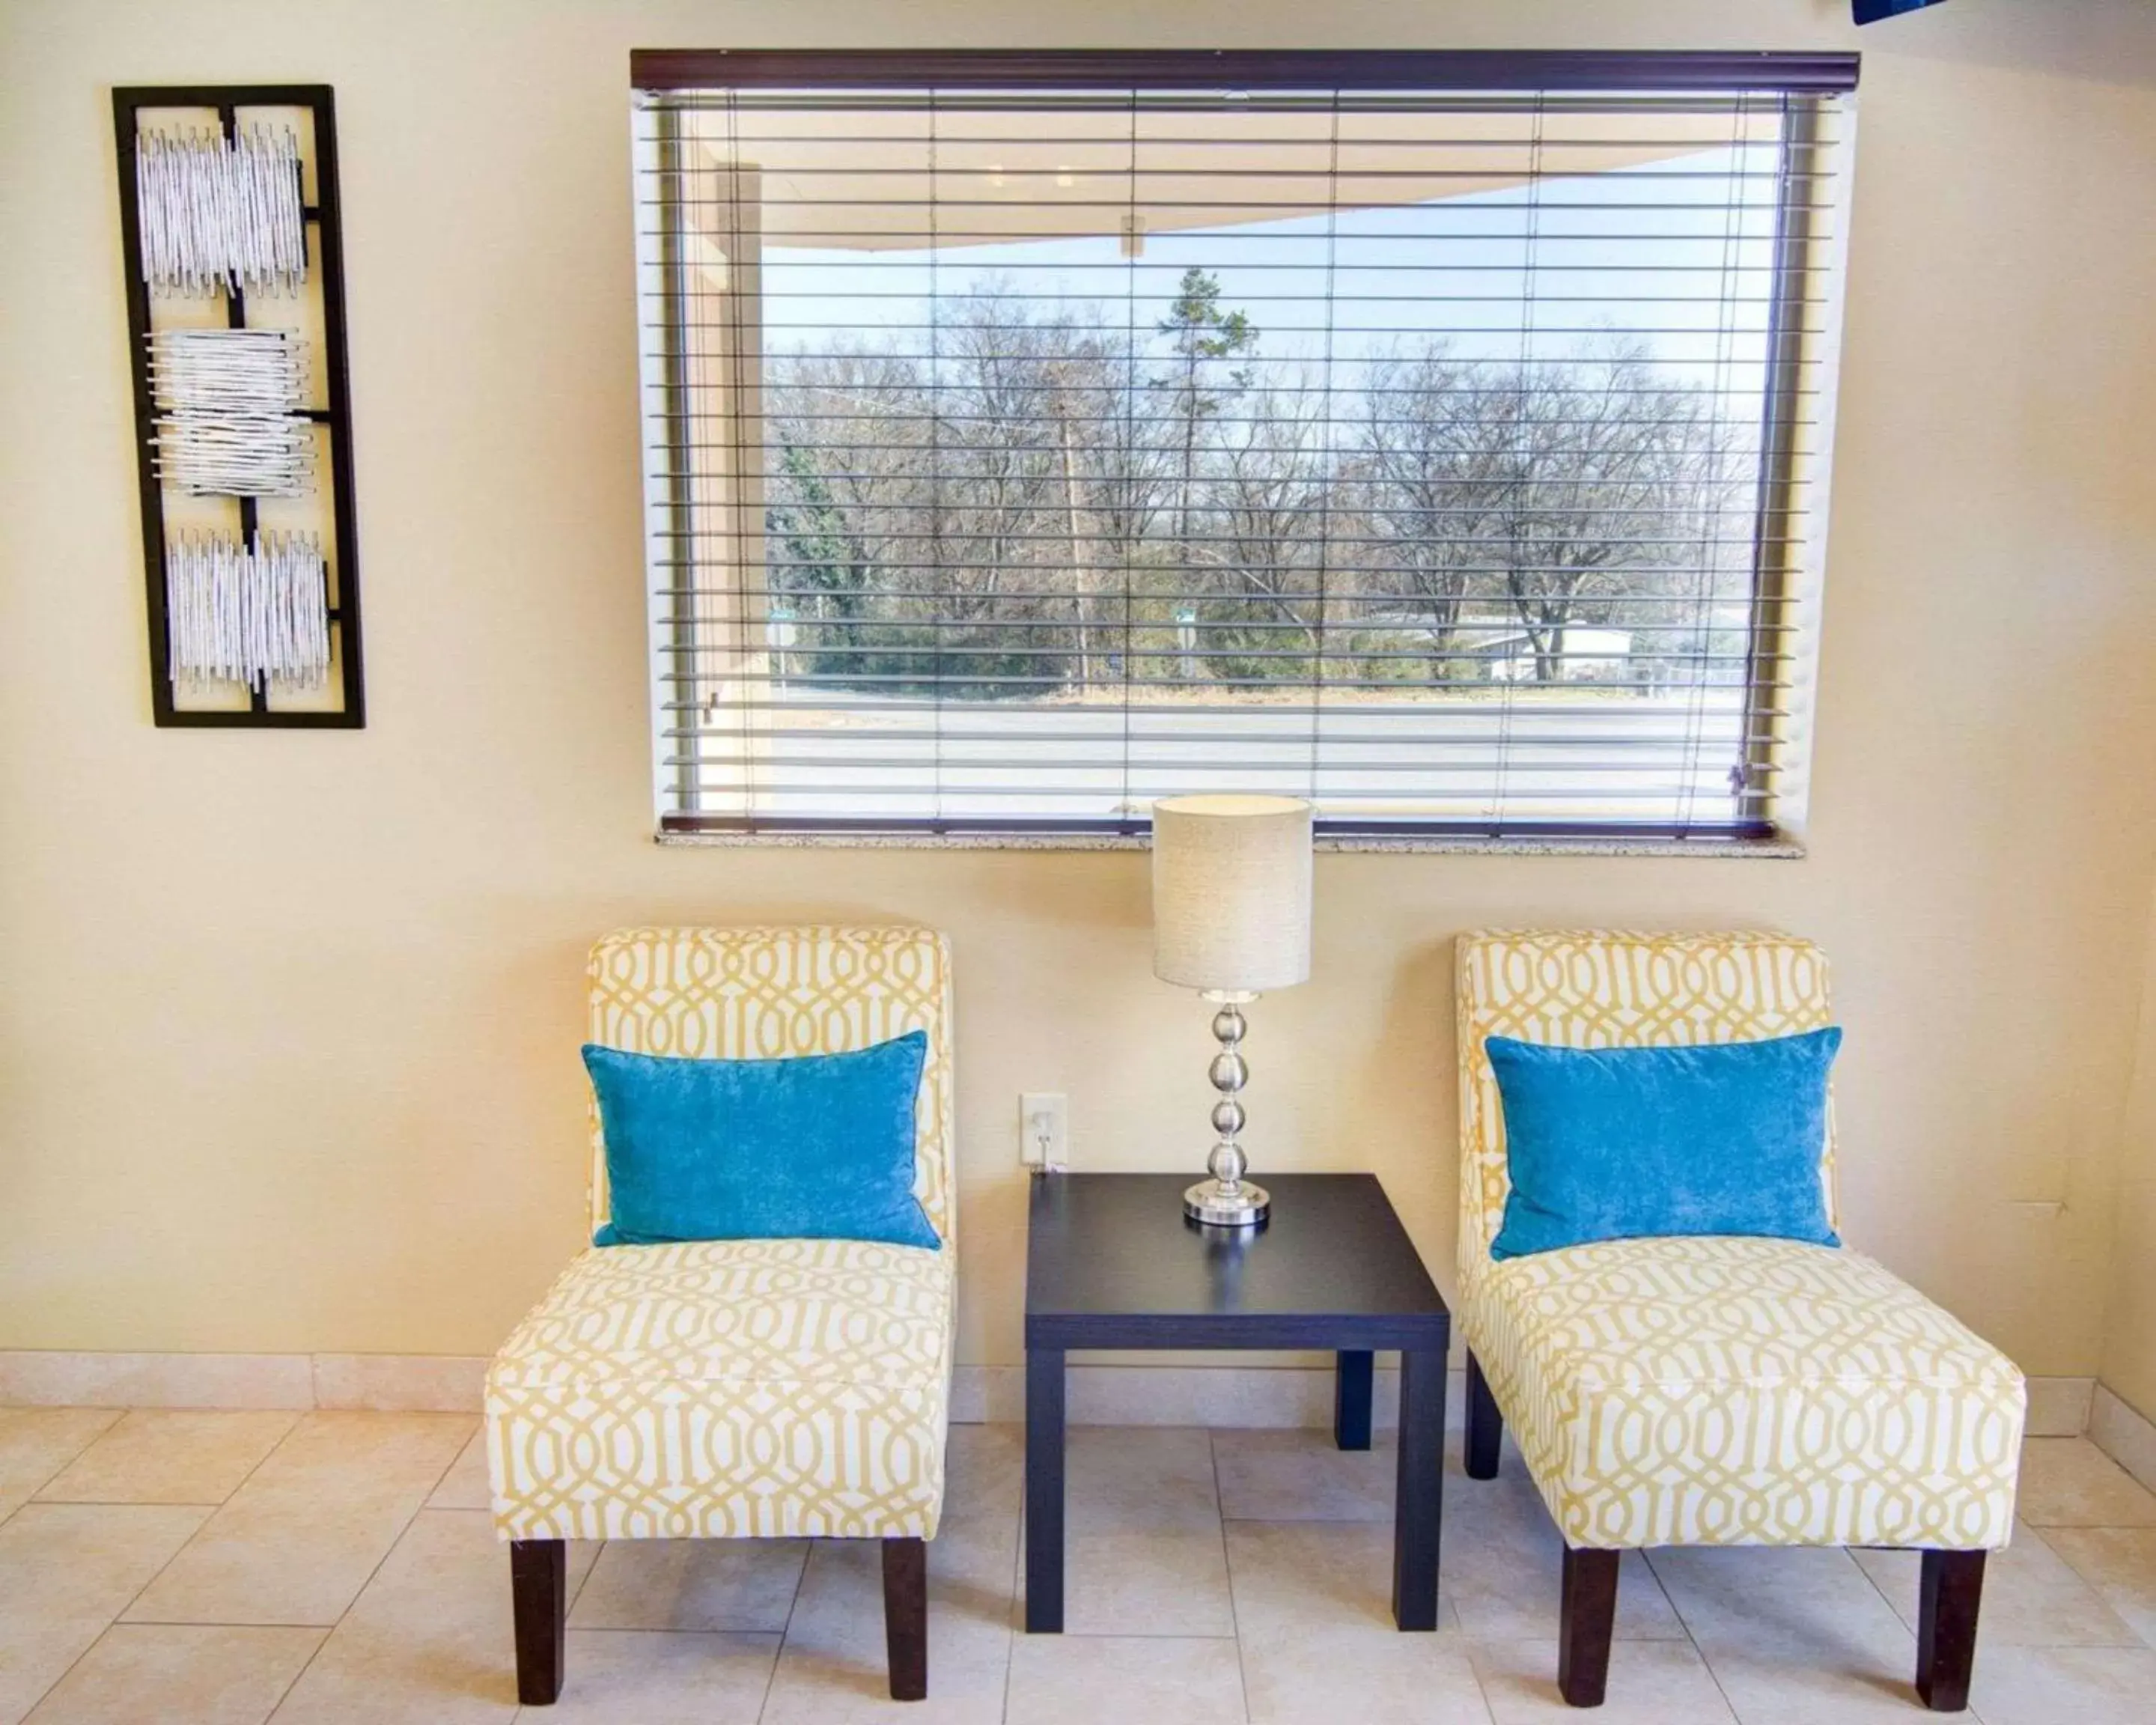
(1151, 794), (1314, 993)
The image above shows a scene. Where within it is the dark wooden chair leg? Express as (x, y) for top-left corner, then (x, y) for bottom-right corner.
(1558, 1546), (1620, 1708)
(1916, 1549), (1985, 1712)
(1465, 1350), (1503, 1481)
(510, 1537), (566, 1706)
(883, 1536), (928, 1701)
(1334, 1348), (1374, 1451)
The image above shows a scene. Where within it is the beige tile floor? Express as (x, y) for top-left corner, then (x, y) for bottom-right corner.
(4, 1409), (2156, 1722)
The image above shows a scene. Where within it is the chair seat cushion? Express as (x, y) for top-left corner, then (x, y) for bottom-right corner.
(1462, 1235), (2024, 1551)
(486, 1237), (953, 1540)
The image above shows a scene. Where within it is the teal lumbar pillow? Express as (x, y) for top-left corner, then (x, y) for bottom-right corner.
(1486, 1028), (1842, 1261)
(585, 1030), (939, 1250)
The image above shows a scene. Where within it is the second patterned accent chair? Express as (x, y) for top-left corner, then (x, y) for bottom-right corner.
(1455, 931), (2025, 1713)
(485, 927), (957, 1705)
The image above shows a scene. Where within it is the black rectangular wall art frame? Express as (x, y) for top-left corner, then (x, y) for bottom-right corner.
(113, 84), (365, 727)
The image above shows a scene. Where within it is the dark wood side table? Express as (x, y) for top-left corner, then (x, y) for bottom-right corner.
(1023, 1171), (1452, 1632)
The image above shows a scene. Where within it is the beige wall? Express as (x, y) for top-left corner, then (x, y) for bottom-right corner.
(2104, 885), (2156, 1420)
(5, 0), (2156, 1379)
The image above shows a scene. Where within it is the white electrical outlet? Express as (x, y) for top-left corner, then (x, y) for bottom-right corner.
(1020, 1092), (1069, 1169)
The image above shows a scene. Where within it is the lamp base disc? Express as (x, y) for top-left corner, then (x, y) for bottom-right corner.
(1184, 1179), (1271, 1229)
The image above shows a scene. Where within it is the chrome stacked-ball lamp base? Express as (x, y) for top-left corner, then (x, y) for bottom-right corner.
(1184, 994), (1270, 1229)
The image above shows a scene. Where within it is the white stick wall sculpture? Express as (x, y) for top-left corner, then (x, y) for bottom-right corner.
(164, 529), (331, 692)
(135, 124), (308, 297)
(150, 328), (313, 496)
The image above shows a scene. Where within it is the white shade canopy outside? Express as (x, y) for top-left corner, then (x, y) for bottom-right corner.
(1151, 794), (1314, 994)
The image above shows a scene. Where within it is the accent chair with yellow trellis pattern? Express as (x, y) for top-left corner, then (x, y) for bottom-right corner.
(1455, 931), (2025, 1712)
(486, 927), (957, 1705)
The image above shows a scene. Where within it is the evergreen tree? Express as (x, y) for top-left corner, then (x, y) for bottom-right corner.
(1154, 266), (1258, 425)
(1153, 267), (1259, 614)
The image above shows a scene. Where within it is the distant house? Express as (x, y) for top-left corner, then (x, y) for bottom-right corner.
(1340, 612), (1640, 687)
(1467, 626), (1635, 684)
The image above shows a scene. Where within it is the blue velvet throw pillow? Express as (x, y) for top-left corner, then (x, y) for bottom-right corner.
(585, 1031), (939, 1250)
(1487, 1028), (1842, 1262)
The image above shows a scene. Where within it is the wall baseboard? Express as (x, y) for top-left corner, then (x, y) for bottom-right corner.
(0, 1351), (2100, 1440)
(0, 1350), (1449, 1427)
(311, 1353), (489, 1412)
(2089, 1384), (2156, 1495)
(0, 1351), (317, 1410)
(0, 1351), (493, 1413)
(2025, 1375), (2096, 1438)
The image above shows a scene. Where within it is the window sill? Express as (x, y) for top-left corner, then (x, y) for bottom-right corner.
(654, 828), (1806, 860)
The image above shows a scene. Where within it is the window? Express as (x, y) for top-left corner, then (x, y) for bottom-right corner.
(632, 50), (1855, 844)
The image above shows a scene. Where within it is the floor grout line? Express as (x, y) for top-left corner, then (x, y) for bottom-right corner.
(1442, 1463), (1503, 1723)
(1640, 1545), (1747, 1724)
(561, 1623), (787, 1635)
(1004, 1631), (1249, 1650)
(251, 1623), (333, 1725)
(262, 1413), (476, 1721)
(22, 1494), (247, 1508)
(3, 1407), (125, 1533)
(1206, 1429), (1255, 1724)
(16, 1619), (116, 1724)
(13, 1408), (294, 1721)
(1000, 1458), (1024, 1725)
(86, 1613), (359, 1630)
(110, 1420), (300, 1597)
(2041, 1524), (2156, 1658)
(564, 1537), (603, 1619)
(752, 1530), (817, 1724)
(1846, 1538), (1911, 1629)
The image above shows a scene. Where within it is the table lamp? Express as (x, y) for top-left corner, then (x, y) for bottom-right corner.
(1151, 794), (1314, 1227)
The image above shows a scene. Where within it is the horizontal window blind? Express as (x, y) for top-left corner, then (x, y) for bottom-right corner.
(631, 51), (1855, 840)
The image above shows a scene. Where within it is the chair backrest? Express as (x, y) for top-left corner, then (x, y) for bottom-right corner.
(1455, 929), (1836, 1283)
(584, 926), (957, 1246)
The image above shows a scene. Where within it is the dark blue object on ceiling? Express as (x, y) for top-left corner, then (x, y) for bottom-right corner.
(1855, 0), (1948, 22)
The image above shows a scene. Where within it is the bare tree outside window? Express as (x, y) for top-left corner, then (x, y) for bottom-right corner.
(763, 293), (1747, 700)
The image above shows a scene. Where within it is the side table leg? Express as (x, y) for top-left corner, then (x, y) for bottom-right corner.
(1391, 1345), (1446, 1630)
(1025, 1345), (1066, 1632)
(1333, 1349), (1374, 1451)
